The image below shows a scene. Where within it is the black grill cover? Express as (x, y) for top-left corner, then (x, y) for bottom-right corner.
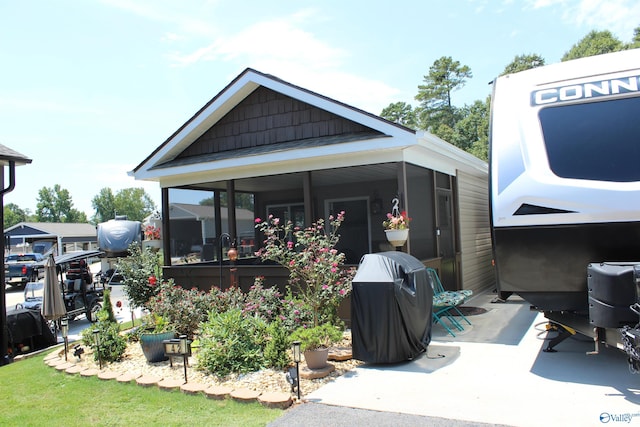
(6, 308), (57, 354)
(351, 252), (433, 363)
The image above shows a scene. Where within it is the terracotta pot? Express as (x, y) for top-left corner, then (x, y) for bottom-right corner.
(385, 229), (409, 247)
(140, 331), (177, 363)
(304, 348), (329, 369)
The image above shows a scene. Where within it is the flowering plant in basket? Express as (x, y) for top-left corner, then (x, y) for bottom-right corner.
(382, 210), (411, 230)
(144, 224), (161, 240)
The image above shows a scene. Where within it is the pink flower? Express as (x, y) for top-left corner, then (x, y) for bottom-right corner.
(339, 289), (346, 295)
(322, 284), (329, 290)
(254, 218), (262, 223)
(287, 241), (293, 249)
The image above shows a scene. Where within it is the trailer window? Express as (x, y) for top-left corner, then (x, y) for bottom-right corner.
(539, 96), (640, 182)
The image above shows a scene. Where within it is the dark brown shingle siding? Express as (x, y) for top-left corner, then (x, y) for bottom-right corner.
(177, 87), (379, 160)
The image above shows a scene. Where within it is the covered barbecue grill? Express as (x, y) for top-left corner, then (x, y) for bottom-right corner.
(351, 251), (433, 363)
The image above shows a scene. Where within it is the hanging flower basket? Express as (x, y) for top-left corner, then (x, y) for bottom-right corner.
(143, 240), (162, 251)
(385, 229), (409, 247)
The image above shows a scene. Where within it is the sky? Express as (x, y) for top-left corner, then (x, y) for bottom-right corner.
(1, 0), (638, 221)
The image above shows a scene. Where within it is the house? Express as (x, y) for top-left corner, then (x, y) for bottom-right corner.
(131, 68), (494, 296)
(4, 222), (98, 255)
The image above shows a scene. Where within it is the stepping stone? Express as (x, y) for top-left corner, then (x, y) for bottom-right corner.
(117, 372), (141, 383)
(80, 368), (100, 377)
(230, 388), (261, 403)
(300, 363), (335, 380)
(136, 375), (162, 387)
(328, 347), (352, 361)
(44, 351), (61, 361)
(65, 365), (86, 374)
(47, 358), (66, 367)
(181, 382), (207, 395)
(258, 392), (293, 409)
(204, 385), (233, 400)
(55, 362), (75, 371)
(98, 370), (121, 380)
(158, 379), (183, 390)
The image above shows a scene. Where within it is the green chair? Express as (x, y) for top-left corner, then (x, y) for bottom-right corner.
(427, 268), (472, 337)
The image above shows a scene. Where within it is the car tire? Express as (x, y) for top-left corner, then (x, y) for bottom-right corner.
(87, 301), (102, 323)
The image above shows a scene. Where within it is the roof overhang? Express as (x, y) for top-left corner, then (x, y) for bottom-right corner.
(131, 68), (415, 181)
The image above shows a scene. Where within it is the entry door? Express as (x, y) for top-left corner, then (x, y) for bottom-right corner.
(436, 189), (457, 290)
(326, 198), (371, 265)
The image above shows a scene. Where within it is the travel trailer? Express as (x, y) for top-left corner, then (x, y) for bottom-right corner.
(489, 49), (640, 368)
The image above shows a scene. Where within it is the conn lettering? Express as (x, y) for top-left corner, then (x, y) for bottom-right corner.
(531, 75), (640, 106)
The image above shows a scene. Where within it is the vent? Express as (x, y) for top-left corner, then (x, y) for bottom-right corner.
(513, 203), (575, 215)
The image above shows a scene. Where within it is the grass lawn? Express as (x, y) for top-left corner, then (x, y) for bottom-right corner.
(0, 349), (283, 427)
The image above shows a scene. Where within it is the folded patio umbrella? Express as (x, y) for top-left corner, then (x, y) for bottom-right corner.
(42, 254), (67, 321)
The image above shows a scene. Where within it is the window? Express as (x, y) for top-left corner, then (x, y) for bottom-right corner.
(540, 96), (640, 182)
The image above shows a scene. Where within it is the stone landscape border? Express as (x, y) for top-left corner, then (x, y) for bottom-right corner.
(43, 349), (293, 409)
(42, 345), (354, 410)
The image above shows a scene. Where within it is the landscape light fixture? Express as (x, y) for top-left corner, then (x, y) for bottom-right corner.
(93, 329), (102, 370)
(60, 317), (69, 361)
(292, 340), (301, 400)
(180, 335), (189, 383)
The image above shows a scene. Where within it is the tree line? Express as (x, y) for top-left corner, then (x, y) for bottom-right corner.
(380, 27), (640, 161)
(4, 185), (156, 229)
(6, 28), (639, 229)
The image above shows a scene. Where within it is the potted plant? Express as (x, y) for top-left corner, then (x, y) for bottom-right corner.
(138, 314), (177, 363)
(291, 323), (343, 369)
(143, 224), (162, 251)
(383, 208), (411, 247)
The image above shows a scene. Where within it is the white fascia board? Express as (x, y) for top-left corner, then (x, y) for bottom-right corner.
(137, 135), (412, 181)
(154, 138), (410, 188)
(415, 131), (487, 175)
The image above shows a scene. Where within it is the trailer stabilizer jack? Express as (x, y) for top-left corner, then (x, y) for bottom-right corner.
(543, 322), (576, 353)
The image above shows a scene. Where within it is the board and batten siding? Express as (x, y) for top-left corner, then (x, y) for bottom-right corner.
(457, 170), (495, 293)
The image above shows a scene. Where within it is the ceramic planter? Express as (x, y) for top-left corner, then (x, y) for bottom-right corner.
(304, 348), (329, 369)
(143, 240), (162, 251)
(385, 229), (409, 247)
(140, 331), (177, 363)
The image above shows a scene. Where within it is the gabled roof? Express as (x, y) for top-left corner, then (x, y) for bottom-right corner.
(0, 143), (31, 166)
(131, 68), (416, 183)
(5, 222), (96, 238)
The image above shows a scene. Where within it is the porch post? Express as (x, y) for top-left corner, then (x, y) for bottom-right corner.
(161, 187), (170, 266)
(226, 180), (237, 245)
(303, 172), (313, 225)
(214, 190), (222, 261)
(397, 162), (410, 252)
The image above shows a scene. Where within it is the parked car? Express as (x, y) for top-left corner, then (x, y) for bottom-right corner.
(4, 253), (45, 287)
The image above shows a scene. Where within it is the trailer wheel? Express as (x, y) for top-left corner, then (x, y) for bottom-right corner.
(87, 301), (102, 323)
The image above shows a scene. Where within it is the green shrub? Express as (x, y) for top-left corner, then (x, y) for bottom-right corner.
(117, 243), (163, 309)
(242, 277), (283, 324)
(197, 309), (267, 377)
(97, 288), (117, 324)
(81, 322), (127, 363)
(263, 318), (291, 370)
(290, 323), (343, 352)
(147, 280), (215, 339)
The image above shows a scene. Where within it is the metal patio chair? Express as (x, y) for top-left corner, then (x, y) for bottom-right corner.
(427, 268), (473, 337)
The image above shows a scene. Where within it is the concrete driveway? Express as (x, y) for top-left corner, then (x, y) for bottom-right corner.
(271, 291), (640, 427)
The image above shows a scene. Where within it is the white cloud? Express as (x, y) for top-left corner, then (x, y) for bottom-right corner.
(525, 0), (639, 39)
